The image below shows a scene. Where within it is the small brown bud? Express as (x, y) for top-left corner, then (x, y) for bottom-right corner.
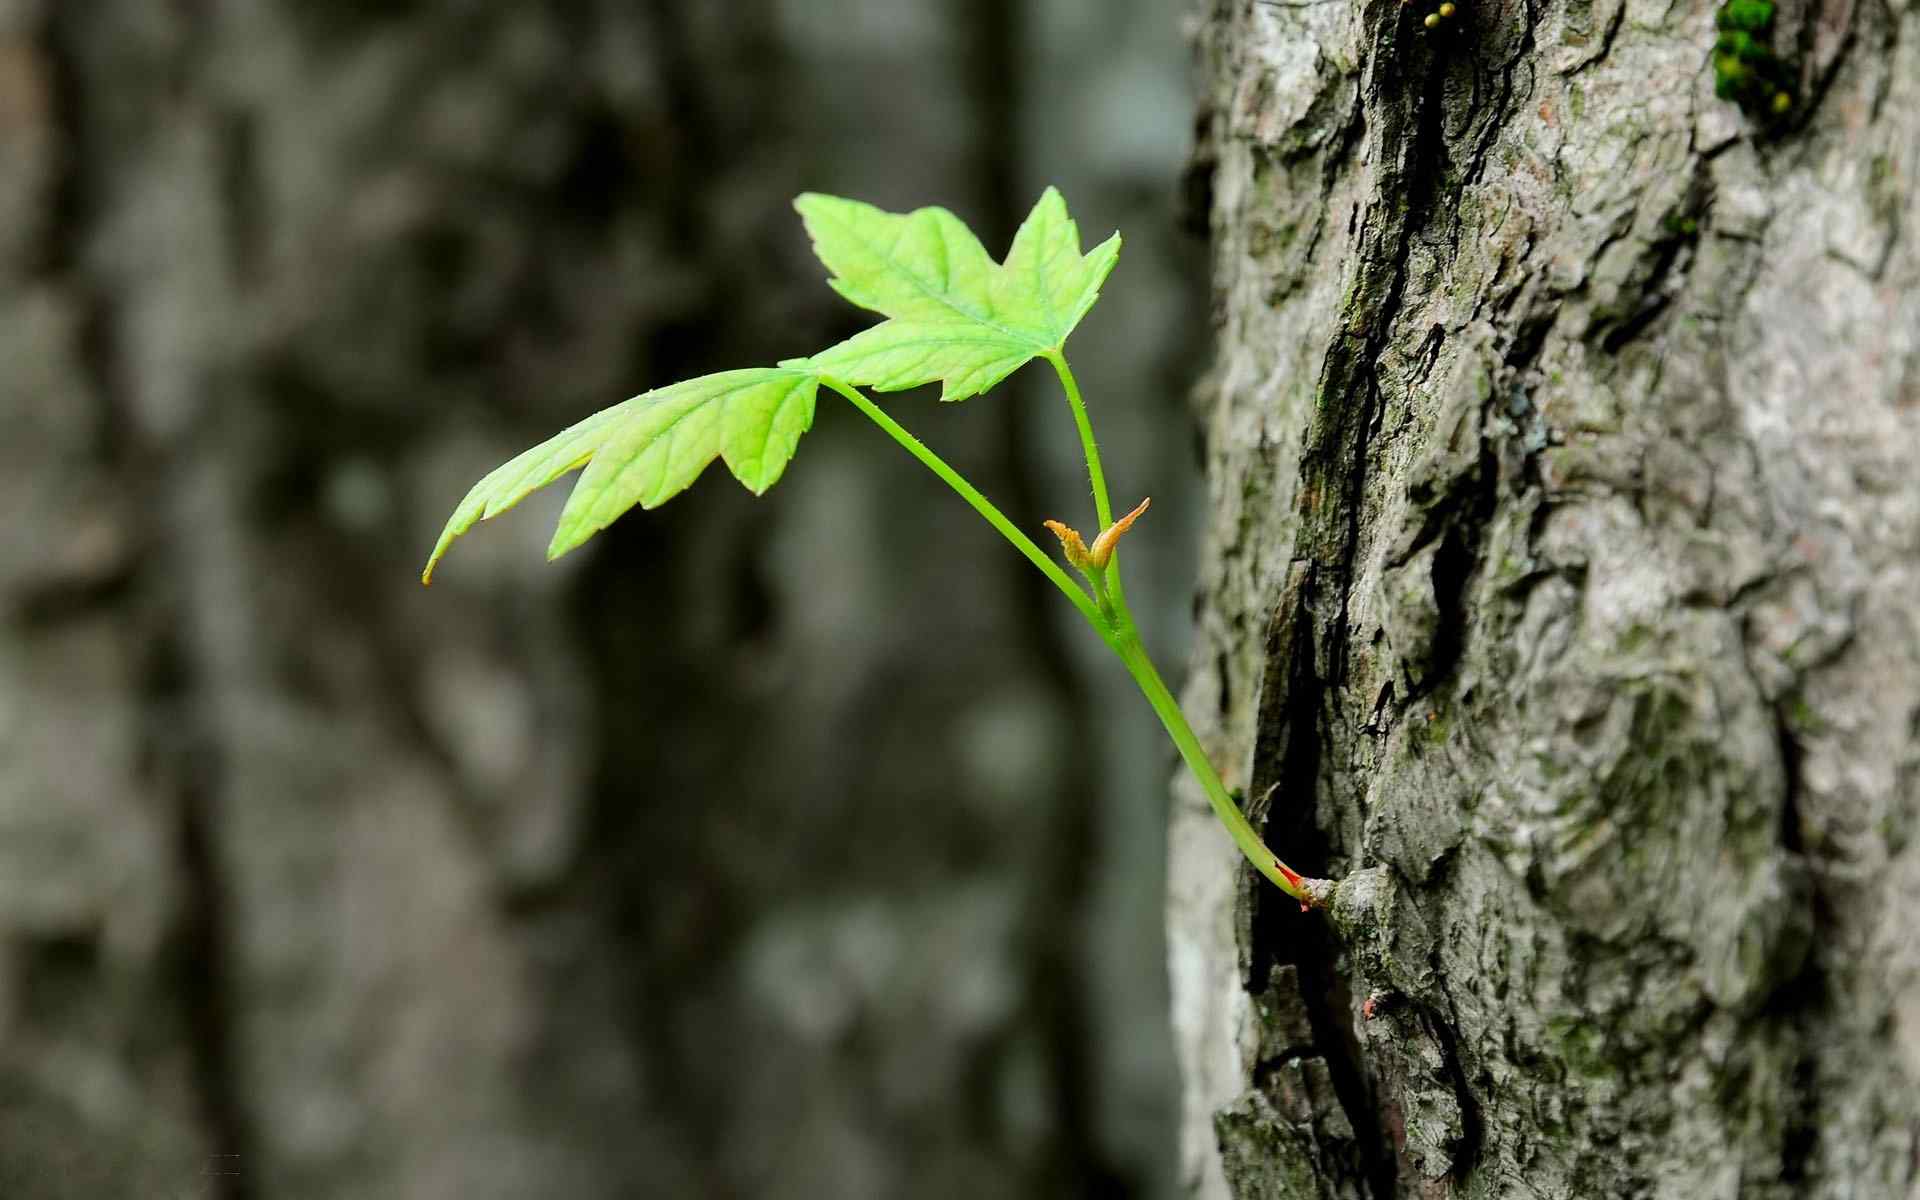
(1043, 520), (1094, 573)
(1047, 498), (1152, 576)
(1086, 497), (1151, 569)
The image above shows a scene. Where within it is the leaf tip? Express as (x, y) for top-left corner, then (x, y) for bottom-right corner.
(545, 505), (612, 564)
(421, 526), (464, 587)
(794, 191), (860, 226)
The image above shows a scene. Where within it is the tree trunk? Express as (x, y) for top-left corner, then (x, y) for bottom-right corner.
(1174, 0), (1919, 1196)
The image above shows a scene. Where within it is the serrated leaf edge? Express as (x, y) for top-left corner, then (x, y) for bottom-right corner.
(422, 368), (818, 584)
(797, 188), (1120, 404)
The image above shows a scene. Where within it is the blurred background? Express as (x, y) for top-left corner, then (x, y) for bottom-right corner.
(0, 1), (1209, 1197)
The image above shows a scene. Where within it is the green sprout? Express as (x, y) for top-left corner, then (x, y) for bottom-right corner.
(1713, 0), (1796, 120)
(422, 189), (1327, 906)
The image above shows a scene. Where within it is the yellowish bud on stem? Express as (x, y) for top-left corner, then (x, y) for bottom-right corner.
(1043, 520), (1095, 574)
(1087, 497), (1151, 569)
(1045, 497), (1152, 578)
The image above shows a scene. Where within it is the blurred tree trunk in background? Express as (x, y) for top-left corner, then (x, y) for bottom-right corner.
(1175, 0), (1918, 1196)
(0, 1), (1206, 1198)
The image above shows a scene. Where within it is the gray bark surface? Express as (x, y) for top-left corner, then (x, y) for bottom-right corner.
(0, 2), (1203, 1197)
(1174, 0), (1919, 1196)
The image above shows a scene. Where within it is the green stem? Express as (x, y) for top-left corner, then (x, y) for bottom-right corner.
(826, 369), (1317, 902)
(1045, 351), (1113, 528)
(1049, 352), (1318, 903)
(823, 377), (1109, 636)
(1110, 622), (1315, 902)
(1046, 351), (1133, 618)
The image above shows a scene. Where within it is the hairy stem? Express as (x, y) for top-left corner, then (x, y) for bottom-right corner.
(1045, 351), (1114, 529)
(1045, 352), (1133, 617)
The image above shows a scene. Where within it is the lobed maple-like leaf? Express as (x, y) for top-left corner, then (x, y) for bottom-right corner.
(424, 187), (1117, 581)
(422, 368), (817, 583)
(795, 187), (1120, 401)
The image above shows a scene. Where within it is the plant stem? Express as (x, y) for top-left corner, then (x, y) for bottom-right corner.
(1044, 351), (1133, 616)
(1045, 351), (1114, 528)
(1109, 618), (1316, 902)
(826, 370), (1320, 903)
(1048, 352), (1320, 904)
(822, 377), (1108, 635)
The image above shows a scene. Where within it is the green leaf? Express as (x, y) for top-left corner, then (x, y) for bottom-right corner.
(793, 194), (1003, 326)
(994, 187), (1124, 345)
(795, 187), (1119, 401)
(422, 368), (818, 583)
(797, 321), (1035, 403)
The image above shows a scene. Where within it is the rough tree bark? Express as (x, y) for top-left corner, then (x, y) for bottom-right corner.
(1173, 0), (1918, 1196)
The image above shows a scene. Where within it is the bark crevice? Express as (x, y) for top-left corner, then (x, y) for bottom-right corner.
(1180, 0), (1920, 1193)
